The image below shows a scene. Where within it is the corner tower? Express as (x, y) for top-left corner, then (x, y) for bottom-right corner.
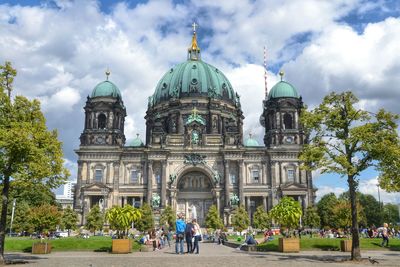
(79, 71), (126, 146)
(260, 71), (305, 147)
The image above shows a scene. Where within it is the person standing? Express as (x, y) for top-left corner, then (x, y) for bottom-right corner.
(185, 220), (194, 253)
(381, 223), (389, 247)
(175, 213), (186, 254)
(192, 219), (202, 254)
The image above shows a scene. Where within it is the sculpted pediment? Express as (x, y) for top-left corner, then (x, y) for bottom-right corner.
(82, 182), (110, 192)
(280, 182), (307, 190)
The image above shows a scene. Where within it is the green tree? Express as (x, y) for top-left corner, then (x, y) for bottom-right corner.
(270, 197), (302, 237)
(135, 203), (154, 232)
(85, 205), (104, 233)
(29, 204), (61, 234)
(332, 199), (366, 230)
(252, 205), (271, 230)
(204, 205), (223, 231)
(300, 91), (400, 260)
(61, 206), (78, 236)
(105, 205), (142, 238)
(316, 193), (339, 228)
(0, 62), (68, 263)
(10, 201), (33, 234)
(340, 191), (381, 227)
(159, 205), (176, 231)
(303, 206), (320, 233)
(382, 203), (399, 226)
(231, 205), (250, 233)
(10, 181), (58, 207)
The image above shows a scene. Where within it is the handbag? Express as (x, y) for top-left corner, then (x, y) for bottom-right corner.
(198, 235), (202, 241)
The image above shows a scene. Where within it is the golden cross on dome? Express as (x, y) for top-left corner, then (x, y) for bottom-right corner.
(192, 22), (198, 33)
(105, 68), (111, 81)
(279, 70), (284, 81)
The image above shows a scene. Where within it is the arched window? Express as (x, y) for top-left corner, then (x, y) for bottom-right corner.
(94, 169), (103, 182)
(283, 113), (293, 129)
(98, 114), (107, 129)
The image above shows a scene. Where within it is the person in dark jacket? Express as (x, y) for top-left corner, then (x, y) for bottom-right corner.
(185, 220), (194, 253)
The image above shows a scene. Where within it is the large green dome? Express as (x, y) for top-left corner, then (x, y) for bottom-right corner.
(268, 81), (299, 99)
(151, 60), (236, 105)
(131, 134), (144, 147)
(91, 80), (121, 98)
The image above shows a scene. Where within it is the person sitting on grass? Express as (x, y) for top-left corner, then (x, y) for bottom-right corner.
(236, 234), (258, 250)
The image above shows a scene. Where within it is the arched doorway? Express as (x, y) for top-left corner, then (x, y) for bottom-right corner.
(176, 171), (214, 226)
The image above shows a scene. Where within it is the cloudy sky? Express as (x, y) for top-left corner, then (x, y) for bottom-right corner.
(1, 0), (400, 203)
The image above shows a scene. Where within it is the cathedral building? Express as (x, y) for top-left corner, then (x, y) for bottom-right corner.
(74, 28), (316, 226)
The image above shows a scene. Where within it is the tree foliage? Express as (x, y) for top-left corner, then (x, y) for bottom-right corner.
(135, 203), (154, 232)
(300, 91), (400, 260)
(252, 205), (271, 230)
(105, 205), (141, 238)
(316, 193), (339, 228)
(231, 205), (250, 232)
(204, 205), (223, 230)
(10, 201), (32, 234)
(382, 203), (400, 225)
(29, 204), (61, 234)
(0, 61), (68, 263)
(303, 206), (320, 229)
(270, 197), (302, 234)
(61, 206), (79, 236)
(159, 205), (176, 231)
(332, 199), (366, 229)
(85, 205), (104, 233)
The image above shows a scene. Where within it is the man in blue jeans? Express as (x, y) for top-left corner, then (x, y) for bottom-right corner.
(175, 213), (186, 254)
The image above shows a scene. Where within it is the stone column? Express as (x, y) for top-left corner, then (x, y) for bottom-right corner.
(147, 160), (153, 204)
(246, 196), (251, 213)
(140, 196), (143, 207)
(216, 191), (221, 216)
(86, 161), (91, 183)
(238, 160), (244, 205)
(124, 196), (128, 207)
(261, 161), (267, 185)
(263, 196), (267, 211)
(161, 160), (167, 207)
(224, 160), (230, 207)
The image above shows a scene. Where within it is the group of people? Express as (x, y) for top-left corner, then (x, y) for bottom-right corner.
(140, 227), (172, 251)
(175, 213), (202, 254)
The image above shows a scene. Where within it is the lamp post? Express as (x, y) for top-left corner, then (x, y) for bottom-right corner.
(9, 199), (16, 237)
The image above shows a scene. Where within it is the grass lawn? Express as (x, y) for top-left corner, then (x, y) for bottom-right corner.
(5, 236), (142, 252)
(227, 235), (400, 251)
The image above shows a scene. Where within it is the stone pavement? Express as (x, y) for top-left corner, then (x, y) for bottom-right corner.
(4, 242), (400, 267)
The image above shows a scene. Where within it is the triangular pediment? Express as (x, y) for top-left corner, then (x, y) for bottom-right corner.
(281, 182), (307, 190)
(82, 182), (110, 192)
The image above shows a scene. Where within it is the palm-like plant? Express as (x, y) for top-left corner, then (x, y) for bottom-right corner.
(106, 205), (142, 239)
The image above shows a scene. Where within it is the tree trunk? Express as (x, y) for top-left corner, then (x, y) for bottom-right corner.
(348, 175), (361, 261)
(0, 175), (10, 264)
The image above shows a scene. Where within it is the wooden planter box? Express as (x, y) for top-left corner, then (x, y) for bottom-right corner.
(112, 239), (132, 254)
(340, 239), (352, 252)
(32, 242), (52, 254)
(278, 238), (300, 253)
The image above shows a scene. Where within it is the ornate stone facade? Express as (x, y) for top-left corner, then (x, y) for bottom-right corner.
(74, 30), (316, 226)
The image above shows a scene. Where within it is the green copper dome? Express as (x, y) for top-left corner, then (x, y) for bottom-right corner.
(151, 60), (236, 105)
(268, 81), (299, 99)
(244, 135), (260, 147)
(91, 80), (122, 98)
(131, 134), (144, 147)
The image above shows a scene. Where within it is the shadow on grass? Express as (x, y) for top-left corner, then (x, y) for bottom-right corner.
(22, 247), (32, 253)
(256, 243), (279, 252)
(370, 241), (400, 251)
(5, 253), (45, 265)
(312, 244), (340, 251)
(94, 246), (111, 252)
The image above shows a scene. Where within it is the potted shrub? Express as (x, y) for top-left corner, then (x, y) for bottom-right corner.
(270, 196), (302, 252)
(105, 204), (142, 253)
(29, 204), (61, 254)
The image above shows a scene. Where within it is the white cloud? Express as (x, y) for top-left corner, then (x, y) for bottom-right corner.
(359, 177), (400, 204)
(0, 0), (399, 194)
(316, 185), (346, 201)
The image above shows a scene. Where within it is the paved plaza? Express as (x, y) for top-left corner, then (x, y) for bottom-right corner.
(5, 243), (400, 267)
